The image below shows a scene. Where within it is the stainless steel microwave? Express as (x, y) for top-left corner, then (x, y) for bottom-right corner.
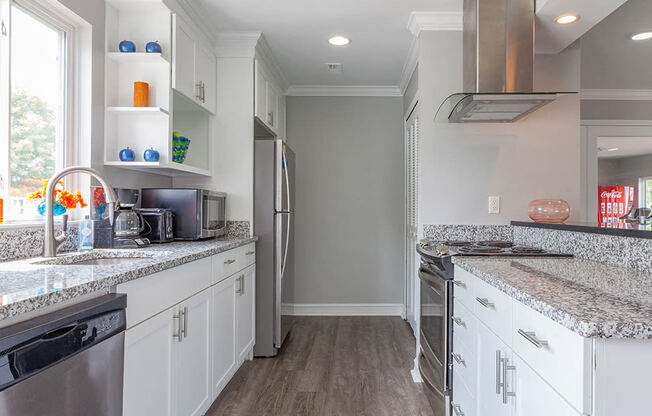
(141, 188), (226, 240)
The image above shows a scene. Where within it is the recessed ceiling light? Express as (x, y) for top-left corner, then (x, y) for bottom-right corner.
(606, 147), (619, 152)
(328, 36), (350, 46)
(631, 32), (652, 41)
(555, 14), (579, 25)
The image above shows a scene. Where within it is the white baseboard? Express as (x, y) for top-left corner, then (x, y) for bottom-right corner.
(281, 303), (405, 316)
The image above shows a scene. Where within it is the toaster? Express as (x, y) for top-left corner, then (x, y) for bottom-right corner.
(138, 208), (174, 243)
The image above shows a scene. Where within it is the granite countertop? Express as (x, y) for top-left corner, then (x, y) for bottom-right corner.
(452, 256), (652, 339)
(0, 237), (257, 321)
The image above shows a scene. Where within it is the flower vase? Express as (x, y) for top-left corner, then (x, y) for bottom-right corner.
(38, 201), (67, 217)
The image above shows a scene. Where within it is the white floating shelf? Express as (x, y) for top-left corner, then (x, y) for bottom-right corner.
(104, 161), (210, 177)
(107, 52), (169, 65)
(106, 106), (169, 115)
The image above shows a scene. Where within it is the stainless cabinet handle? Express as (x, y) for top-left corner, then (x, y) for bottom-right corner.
(224, 259), (236, 265)
(452, 352), (466, 367)
(236, 275), (245, 295)
(451, 403), (465, 416)
(495, 350), (502, 394)
(501, 357), (516, 404)
(182, 306), (188, 338)
(268, 112), (274, 126)
(475, 297), (494, 308)
(173, 310), (182, 342)
(201, 81), (206, 102)
(1, 20), (6, 37)
(518, 329), (548, 349)
(452, 316), (466, 327)
(245, 251), (255, 256)
(195, 82), (202, 100)
(453, 280), (466, 288)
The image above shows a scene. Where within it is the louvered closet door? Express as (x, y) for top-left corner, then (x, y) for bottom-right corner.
(405, 104), (420, 333)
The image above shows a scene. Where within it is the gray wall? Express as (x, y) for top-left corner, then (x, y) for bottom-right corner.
(286, 96), (404, 304)
(403, 66), (418, 116)
(417, 31), (582, 226)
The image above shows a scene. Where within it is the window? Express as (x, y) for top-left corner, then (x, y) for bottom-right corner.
(0, 0), (69, 221)
(646, 178), (652, 209)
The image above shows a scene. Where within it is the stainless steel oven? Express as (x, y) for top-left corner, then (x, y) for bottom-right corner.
(419, 264), (453, 416)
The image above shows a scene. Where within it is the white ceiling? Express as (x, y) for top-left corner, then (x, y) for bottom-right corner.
(198, 0), (631, 89)
(198, 0), (460, 86)
(597, 137), (652, 159)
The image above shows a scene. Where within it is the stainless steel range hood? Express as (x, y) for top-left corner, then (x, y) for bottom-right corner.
(435, 0), (572, 123)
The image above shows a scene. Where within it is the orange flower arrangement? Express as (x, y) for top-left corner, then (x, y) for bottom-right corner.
(27, 180), (87, 210)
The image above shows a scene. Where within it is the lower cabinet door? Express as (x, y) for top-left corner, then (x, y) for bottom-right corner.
(123, 307), (177, 416)
(211, 275), (237, 398)
(512, 355), (580, 416)
(236, 265), (256, 361)
(452, 369), (475, 416)
(175, 289), (212, 416)
(476, 321), (513, 416)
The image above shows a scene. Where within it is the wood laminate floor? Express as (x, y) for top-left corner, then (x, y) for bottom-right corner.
(207, 316), (434, 416)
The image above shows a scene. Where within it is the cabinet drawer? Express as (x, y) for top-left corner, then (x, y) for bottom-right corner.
(512, 300), (591, 414)
(453, 299), (477, 352)
(513, 355), (581, 416)
(240, 243), (256, 267)
(472, 276), (512, 345)
(452, 368), (475, 416)
(452, 335), (476, 398)
(117, 257), (212, 328)
(453, 267), (476, 309)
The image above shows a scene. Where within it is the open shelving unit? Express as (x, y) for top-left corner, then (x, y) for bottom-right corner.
(103, 0), (211, 177)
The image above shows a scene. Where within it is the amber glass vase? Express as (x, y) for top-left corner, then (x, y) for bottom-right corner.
(528, 199), (570, 223)
(133, 82), (149, 107)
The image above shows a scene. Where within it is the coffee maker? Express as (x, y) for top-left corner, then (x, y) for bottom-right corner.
(91, 187), (150, 248)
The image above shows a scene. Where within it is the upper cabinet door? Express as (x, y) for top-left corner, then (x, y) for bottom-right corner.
(196, 42), (216, 114)
(172, 14), (197, 101)
(254, 59), (267, 124)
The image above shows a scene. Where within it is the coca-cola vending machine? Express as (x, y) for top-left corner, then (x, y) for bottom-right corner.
(598, 186), (635, 228)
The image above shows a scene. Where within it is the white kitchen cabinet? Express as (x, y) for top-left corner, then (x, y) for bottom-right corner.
(512, 355), (580, 416)
(476, 320), (514, 415)
(211, 275), (237, 397)
(172, 14), (196, 102)
(196, 42), (217, 114)
(254, 59), (284, 135)
(172, 14), (216, 114)
(123, 307), (176, 416)
(174, 289), (212, 416)
(236, 264), (256, 362)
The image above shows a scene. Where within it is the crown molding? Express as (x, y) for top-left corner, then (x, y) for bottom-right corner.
(398, 37), (418, 94)
(215, 31), (261, 58)
(286, 85), (402, 97)
(174, 0), (217, 43)
(255, 34), (289, 91)
(581, 89), (652, 101)
(407, 11), (463, 36)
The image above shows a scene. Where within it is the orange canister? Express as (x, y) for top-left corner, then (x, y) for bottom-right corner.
(133, 82), (149, 107)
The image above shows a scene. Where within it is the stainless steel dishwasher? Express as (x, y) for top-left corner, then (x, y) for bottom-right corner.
(0, 293), (126, 416)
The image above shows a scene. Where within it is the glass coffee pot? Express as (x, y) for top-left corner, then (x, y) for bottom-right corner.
(113, 209), (146, 237)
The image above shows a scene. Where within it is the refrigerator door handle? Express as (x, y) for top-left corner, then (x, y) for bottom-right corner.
(281, 148), (291, 277)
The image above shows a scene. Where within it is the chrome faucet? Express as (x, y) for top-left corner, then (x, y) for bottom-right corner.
(43, 166), (119, 257)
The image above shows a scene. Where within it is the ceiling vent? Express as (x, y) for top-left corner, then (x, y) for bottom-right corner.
(325, 63), (343, 74)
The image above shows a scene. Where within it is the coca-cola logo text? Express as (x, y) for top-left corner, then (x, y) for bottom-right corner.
(601, 190), (623, 199)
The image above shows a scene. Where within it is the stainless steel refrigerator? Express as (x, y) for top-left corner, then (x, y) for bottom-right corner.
(254, 139), (295, 357)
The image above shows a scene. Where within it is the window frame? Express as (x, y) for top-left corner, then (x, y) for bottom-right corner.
(0, 0), (85, 224)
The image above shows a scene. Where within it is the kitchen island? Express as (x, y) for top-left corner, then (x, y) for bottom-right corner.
(449, 255), (652, 416)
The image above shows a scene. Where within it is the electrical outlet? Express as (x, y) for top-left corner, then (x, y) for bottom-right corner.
(488, 196), (500, 214)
